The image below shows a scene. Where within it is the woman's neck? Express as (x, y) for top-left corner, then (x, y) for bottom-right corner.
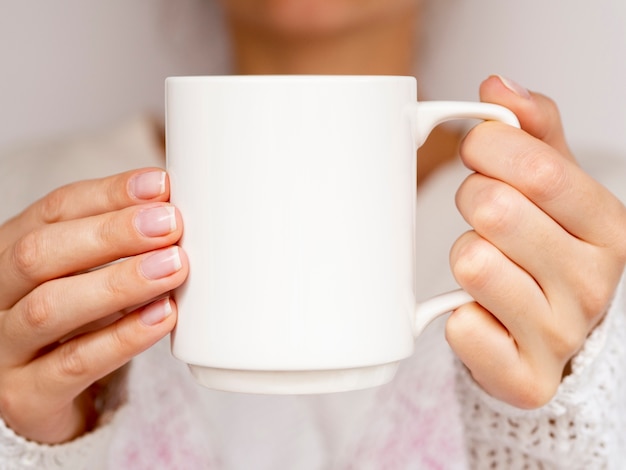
(226, 5), (418, 76)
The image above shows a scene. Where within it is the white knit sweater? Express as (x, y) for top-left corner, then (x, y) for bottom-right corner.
(1, 117), (625, 469)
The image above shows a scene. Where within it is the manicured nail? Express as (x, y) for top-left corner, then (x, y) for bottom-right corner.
(129, 170), (166, 200)
(141, 247), (182, 280)
(140, 297), (172, 326)
(135, 205), (176, 237)
(496, 75), (531, 100)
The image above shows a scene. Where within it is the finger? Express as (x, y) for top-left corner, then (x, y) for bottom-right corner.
(449, 229), (553, 348)
(450, 230), (588, 390)
(0, 202), (182, 309)
(479, 75), (572, 159)
(0, 168), (168, 251)
(460, 121), (626, 248)
(1, 246), (187, 364)
(470, 75), (626, 249)
(4, 298), (176, 443)
(455, 173), (602, 304)
(445, 301), (560, 409)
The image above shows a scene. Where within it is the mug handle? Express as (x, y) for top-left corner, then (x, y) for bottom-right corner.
(410, 101), (520, 337)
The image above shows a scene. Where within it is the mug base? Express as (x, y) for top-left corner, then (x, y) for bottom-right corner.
(188, 362), (400, 394)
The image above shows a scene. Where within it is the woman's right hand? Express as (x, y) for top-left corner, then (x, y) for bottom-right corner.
(0, 168), (188, 444)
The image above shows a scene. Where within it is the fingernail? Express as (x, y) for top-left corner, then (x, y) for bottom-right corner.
(135, 205), (176, 237)
(141, 247), (182, 280)
(129, 170), (166, 200)
(496, 75), (531, 100)
(140, 297), (173, 326)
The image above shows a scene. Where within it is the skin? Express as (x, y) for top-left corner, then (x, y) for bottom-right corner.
(221, 0), (419, 75)
(1, 0), (625, 444)
(0, 170), (188, 443)
(450, 77), (626, 407)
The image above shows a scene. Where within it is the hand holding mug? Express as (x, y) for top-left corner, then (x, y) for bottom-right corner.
(447, 76), (626, 408)
(0, 170), (188, 443)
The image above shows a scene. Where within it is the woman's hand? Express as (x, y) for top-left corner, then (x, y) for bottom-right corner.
(447, 76), (626, 408)
(0, 168), (188, 443)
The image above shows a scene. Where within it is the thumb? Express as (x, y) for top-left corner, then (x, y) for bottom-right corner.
(480, 75), (574, 160)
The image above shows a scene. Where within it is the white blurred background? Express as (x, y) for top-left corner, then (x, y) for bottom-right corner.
(1, 0), (625, 160)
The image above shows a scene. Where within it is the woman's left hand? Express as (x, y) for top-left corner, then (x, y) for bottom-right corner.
(447, 75), (626, 408)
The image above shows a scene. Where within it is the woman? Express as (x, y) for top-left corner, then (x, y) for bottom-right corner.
(1, 1), (625, 468)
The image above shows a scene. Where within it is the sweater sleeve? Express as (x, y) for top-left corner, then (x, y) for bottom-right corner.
(0, 407), (124, 470)
(456, 272), (626, 469)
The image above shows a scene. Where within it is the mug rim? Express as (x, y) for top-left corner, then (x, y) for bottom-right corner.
(166, 75), (417, 84)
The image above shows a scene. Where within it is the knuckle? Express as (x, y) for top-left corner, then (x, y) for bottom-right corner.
(444, 314), (462, 344)
(0, 388), (22, 422)
(101, 267), (129, 300)
(112, 171), (135, 200)
(514, 379), (557, 410)
(461, 121), (489, 153)
(99, 172), (132, 209)
(95, 207), (143, 253)
(20, 288), (55, 331)
(543, 322), (583, 361)
(471, 184), (519, 236)
(564, 259), (615, 322)
(458, 126), (484, 167)
(108, 319), (134, 355)
(12, 231), (44, 280)
(0, 376), (34, 422)
(57, 341), (88, 378)
(452, 237), (496, 291)
(517, 148), (569, 202)
(444, 305), (476, 346)
(0, 382), (15, 413)
(577, 280), (613, 323)
(38, 186), (68, 224)
(94, 212), (122, 247)
(506, 368), (559, 410)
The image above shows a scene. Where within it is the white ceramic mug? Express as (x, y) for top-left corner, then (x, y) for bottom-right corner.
(166, 75), (519, 394)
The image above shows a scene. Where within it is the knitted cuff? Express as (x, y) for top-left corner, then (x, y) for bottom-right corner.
(455, 272), (626, 467)
(0, 410), (120, 470)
